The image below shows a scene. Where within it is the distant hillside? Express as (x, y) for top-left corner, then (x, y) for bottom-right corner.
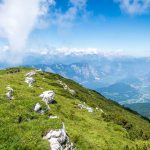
(97, 82), (139, 104)
(0, 67), (150, 150)
(125, 103), (150, 119)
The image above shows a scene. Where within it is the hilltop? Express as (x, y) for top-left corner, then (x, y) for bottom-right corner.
(0, 67), (150, 150)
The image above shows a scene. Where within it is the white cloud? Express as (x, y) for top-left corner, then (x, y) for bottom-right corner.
(0, 0), (88, 55)
(0, 0), (53, 51)
(50, 0), (87, 29)
(115, 0), (150, 15)
(34, 46), (125, 57)
(70, 0), (87, 9)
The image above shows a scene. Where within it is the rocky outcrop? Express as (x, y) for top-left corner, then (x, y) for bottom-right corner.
(34, 103), (49, 114)
(25, 71), (75, 149)
(6, 86), (14, 100)
(43, 123), (74, 150)
(25, 71), (36, 77)
(58, 80), (76, 95)
(78, 103), (93, 113)
(39, 91), (56, 109)
(25, 77), (35, 87)
(25, 71), (36, 87)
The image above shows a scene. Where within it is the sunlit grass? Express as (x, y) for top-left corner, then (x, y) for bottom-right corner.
(0, 67), (149, 150)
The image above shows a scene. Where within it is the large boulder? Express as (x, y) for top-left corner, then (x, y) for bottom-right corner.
(43, 123), (74, 150)
(39, 91), (56, 110)
(39, 91), (55, 104)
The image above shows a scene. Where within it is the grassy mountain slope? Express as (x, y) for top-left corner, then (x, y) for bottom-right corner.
(0, 67), (150, 150)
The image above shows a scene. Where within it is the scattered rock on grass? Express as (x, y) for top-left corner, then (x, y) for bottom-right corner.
(96, 107), (104, 113)
(43, 123), (75, 150)
(25, 77), (35, 87)
(58, 80), (76, 95)
(78, 103), (93, 113)
(100, 109), (104, 113)
(25, 70), (36, 87)
(25, 71), (36, 77)
(49, 116), (59, 119)
(34, 103), (42, 112)
(6, 86), (14, 100)
(68, 89), (76, 95)
(39, 91), (56, 110)
(34, 103), (48, 114)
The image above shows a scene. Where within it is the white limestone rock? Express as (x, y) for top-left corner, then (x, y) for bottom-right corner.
(86, 107), (93, 113)
(34, 103), (42, 112)
(49, 138), (62, 150)
(25, 77), (35, 87)
(39, 91), (55, 110)
(96, 107), (99, 110)
(64, 85), (68, 90)
(78, 103), (93, 113)
(49, 116), (59, 119)
(100, 109), (104, 113)
(64, 143), (74, 150)
(25, 71), (36, 77)
(68, 89), (76, 95)
(33, 103), (46, 114)
(40, 91), (55, 104)
(6, 86), (14, 100)
(43, 123), (74, 150)
(95, 107), (104, 113)
(58, 80), (63, 86)
(57, 80), (76, 95)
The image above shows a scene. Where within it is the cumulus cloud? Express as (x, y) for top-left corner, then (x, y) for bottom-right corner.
(115, 0), (150, 15)
(50, 0), (87, 29)
(34, 46), (125, 57)
(0, 0), (87, 52)
(0, 0), (89, 64)
(0, 0), (54, 51)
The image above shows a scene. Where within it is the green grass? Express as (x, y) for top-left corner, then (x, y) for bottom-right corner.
(0, 67), (150, 150)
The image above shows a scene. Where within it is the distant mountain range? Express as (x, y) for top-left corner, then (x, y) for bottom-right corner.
(125, 103), (150, 119)
(3, 52), (150, 105)
(97, 82), (139, 104)
(26, 54), (150, 105)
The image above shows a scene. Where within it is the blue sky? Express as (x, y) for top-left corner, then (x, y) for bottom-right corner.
(1, 0), (150, 57)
